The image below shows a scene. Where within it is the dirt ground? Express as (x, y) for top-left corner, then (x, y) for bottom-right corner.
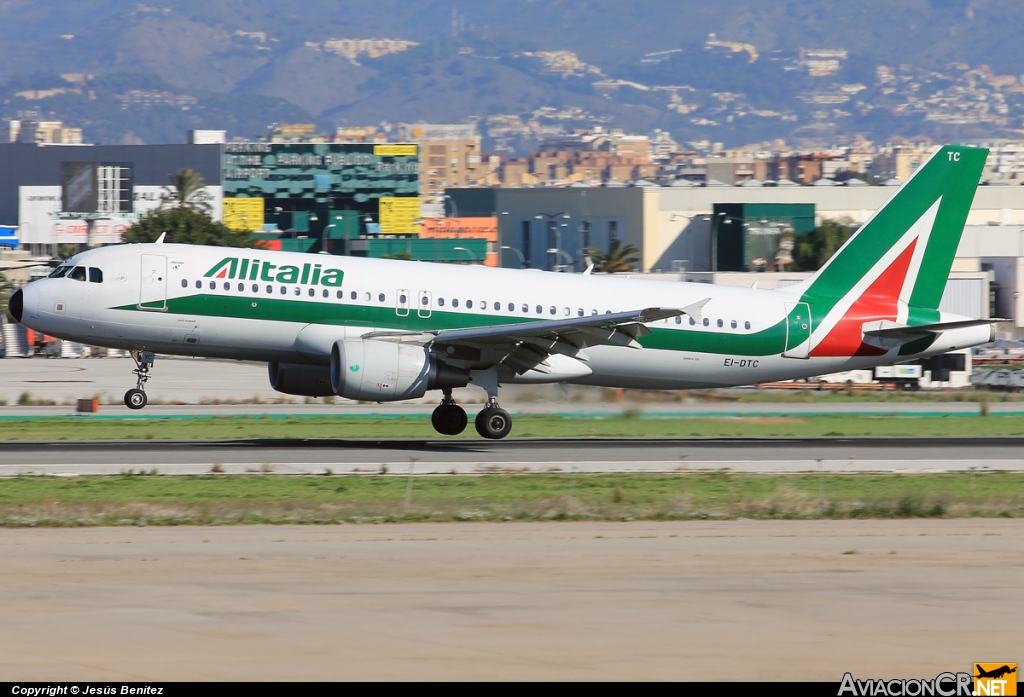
(0, 520), (1019, 681)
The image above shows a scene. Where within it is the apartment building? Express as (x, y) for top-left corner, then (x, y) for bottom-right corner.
(397, 123), (483, 211)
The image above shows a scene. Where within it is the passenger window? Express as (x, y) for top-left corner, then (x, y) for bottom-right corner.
(224, 282), (231, 291)
(322, 289), (328, 298)
(181, 279), (187, 288)
(494, 302), (500, 311)
(438, 297), (445, 307)
(69, 267), (86, 281)
(717, 319), (723, 328)
(578, 309), (584, 317)
(308, 288), (314, 297)
(452, 299), (459, 308)
(364, 292), (371, 301)
(563, 307), (570, 316)
(380, 293), (386, 302)
(689, 317), (695, 325)
(522, 304), (529, 313)
(336, 290), (342, 299)
(294, 287), (300, 296)
(266, 285), (273, 294)
(731, 320), (737, 329)
(536, 305), (543, 314)
(675, 316), (682, 324)
(253, 284), (259, 292)
(209, 280), (216, 290)
(89, 268), (103, 283)
(350, 291), (357, 300)
(400, 294), (407, 303)
(239, 283), (245, 292)
(466, 300), (473, 309)
(745, 321), (751, 330)
(550, 306), (556, 315)
(508, 303), (514, 312)
(702, 318), (709, 327)
(196, 280), (202, 289)
(280, 286), (287, 295)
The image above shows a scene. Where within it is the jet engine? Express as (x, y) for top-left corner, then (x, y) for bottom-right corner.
(268, 361), (334, 397)
(330, 339), (468, 401)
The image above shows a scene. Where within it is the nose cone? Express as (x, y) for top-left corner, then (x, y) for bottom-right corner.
(7, 288), (23, 323)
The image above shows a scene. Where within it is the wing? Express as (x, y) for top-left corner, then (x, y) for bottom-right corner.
(363, 306), (686, 377)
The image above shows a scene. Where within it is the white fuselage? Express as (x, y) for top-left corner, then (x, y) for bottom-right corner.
(16, 244), (989, 390)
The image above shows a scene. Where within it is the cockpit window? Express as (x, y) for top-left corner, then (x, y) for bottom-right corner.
(88, 268), (103, 283)
(68, 266), (87, 282)
(49, 266), (72, 278)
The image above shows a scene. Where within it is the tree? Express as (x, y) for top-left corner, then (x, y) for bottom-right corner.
(161, 169), (210, 213)
(122, 206), (256, 247)
(793, 217), (855, 271)
(584, 240), (641, 273)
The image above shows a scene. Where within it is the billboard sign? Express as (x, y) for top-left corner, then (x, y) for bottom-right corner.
(223, 198), (265, 231)
(378, 197), (420, 234)
(60, 162), (97, 213)
(133, 185), (224, 221)
(399, 124), (478, 141)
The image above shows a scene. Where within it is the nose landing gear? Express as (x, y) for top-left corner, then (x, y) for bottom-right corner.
(124, 350), (155, 410)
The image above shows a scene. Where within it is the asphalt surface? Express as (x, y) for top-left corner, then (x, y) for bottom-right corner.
(2, 520), (1020, 680)
(2, 436), (1024, 475)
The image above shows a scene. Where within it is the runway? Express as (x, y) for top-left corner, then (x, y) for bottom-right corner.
(3, 436), (1024, 475)
(1, 520), (1019, 680)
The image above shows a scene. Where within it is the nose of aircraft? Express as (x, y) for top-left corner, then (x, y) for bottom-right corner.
(8, 288), (23, 323)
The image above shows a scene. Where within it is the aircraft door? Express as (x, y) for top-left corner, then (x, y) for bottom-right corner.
(782, 302), (811, 359)
(396, 289), (410, 317)
(139, 254), (167, 311)
(417, 290), (432, 319)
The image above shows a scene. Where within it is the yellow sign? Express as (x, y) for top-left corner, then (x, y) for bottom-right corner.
(975, 664), (1017, 696)
(378, 197), (420, 234)
(223, 198), (264, 231)
(374, 144), (418, 156)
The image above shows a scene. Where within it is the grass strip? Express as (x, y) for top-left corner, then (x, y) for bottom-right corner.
(3, 414), (1024, 439)
(0, 472), (1020, 526)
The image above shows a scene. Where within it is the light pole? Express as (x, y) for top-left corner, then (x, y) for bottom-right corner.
(534, 212), (570, 271)
(708, 212), (770, 272)
(500, 245), (526, 268)
(547, 248), (573, 271)
(452, 245), (477, 264)
(443, 194), (459, 219)
(320, 223), (336, 255)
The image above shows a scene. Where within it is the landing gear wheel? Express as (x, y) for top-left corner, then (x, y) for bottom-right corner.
(475, 406), (512, 440)
(124, 389), (148, 410)
(432, 404), (468, 436)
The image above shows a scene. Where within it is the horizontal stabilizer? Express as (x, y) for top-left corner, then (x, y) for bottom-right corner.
(863, 318), (1005, 342)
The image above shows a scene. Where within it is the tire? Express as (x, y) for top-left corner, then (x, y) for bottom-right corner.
(440, 404), (467, 435)
(124, 389), (148, 410)
(431, 405), (443, 433)
(475, 407), (512, 440)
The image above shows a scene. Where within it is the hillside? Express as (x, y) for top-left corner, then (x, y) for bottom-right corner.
(1, 0), (1023, 148)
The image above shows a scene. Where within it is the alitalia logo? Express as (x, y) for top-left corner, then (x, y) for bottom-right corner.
(204, 257), (344, 287)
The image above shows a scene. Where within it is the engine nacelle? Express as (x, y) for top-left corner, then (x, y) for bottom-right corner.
(268, 361), (334, 397)
(330, 339), (468, 401)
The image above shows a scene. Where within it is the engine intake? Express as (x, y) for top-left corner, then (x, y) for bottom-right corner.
(268, 362), (334, 397)
(330, 339), (468, 401)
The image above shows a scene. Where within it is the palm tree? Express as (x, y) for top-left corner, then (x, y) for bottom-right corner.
(161, 169), (210, 213)
(584, 240), (641, 273)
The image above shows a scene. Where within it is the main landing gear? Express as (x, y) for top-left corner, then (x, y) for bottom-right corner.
(430, 393), (512, 439)
(431, 390), (468, 435)
(124, 350), (155, 410)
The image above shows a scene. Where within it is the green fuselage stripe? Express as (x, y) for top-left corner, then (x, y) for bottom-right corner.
(113, 293), (788, 357)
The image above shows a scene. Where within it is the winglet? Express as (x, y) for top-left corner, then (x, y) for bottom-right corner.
(155, 232), (167, 244)
(680, 298), (711, 323)
(583, 263), (594, 276)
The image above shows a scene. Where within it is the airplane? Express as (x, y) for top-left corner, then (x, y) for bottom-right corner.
(7, 145), (998, 439)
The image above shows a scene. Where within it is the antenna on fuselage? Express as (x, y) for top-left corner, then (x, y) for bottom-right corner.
(155, 232), (166, 244)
